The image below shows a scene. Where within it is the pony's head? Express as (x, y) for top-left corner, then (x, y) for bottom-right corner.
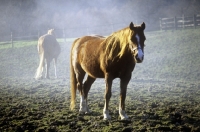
(129, 22), (146, 63)
(104, 22), (146, 64)
(47, 29), (55, 35)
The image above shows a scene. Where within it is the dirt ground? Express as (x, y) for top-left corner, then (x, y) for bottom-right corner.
(0, 76), (200, 131)
(0, 37), (200, 131)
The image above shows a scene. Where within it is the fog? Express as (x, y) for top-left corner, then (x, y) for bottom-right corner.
(0, 0), (200, 38)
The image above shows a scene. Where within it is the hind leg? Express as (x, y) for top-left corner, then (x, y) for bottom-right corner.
(74, 66), (86, 113)
(40, 61), (44, 79)
(45, 59), (50, 79)
(53, 58), (58, 78)
(81, 76), (96, 113)
(35, 54), (44, 80)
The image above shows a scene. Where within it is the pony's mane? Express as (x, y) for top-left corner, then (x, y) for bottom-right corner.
(103, 27), (133, 61)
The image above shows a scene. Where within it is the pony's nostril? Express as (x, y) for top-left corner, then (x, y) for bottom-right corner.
(136, 54), (144, 62)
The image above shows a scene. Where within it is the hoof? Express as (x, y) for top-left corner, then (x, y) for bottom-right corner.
(79, 109), (87, 114)
(34, 76), (43, 80)
(103, 117), (111, 120)
(120, 117), (130, 121)
(119, 110), (129, 120)
(103, 110), (111, 120)
(45, 76), (50, 79)
(85, 108), (91, 114)
(79, 109), (90, 114)
(79, 105), (90, 114)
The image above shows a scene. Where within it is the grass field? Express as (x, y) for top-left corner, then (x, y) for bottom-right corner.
(0, 29), (200, 131)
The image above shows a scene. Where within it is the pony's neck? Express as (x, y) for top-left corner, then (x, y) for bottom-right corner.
(113, 27), (132, 57)
(104, 27), (133, 60)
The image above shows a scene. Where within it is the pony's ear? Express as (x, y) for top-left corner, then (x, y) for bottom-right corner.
(129, 22), (135, 30)
(141, 22), (145, 30)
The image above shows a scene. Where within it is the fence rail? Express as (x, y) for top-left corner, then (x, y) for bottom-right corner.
(0, 31), (40, 48)
(0, 23), (123, 48)
(160, 14), (200, 30)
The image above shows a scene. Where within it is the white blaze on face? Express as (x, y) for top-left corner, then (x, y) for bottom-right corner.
(135, 34), (144, 60)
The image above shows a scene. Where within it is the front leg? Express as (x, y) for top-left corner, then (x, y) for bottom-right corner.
(103, 74), (113, 120)
(119, 75), (131, 120)
(74, 71), (87, 113)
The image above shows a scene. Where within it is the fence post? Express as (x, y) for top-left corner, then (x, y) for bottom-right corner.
(174, 16), (177, 30)
(63, 28), (66, 43)
(193, 14), (197, 29)
(37, 30), (40, 39)
(11, 32), (13, 48)
(182, 14), (185, 29)
(159, 18), (162, 31)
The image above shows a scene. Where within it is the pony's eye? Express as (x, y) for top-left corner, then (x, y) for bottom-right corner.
(144, 44), (146, 47)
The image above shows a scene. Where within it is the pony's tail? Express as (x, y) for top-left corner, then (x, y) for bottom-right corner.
(70, 41), (77, 110)
(35, 50), (44, 80)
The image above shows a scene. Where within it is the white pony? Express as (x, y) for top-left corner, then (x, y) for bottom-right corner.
(35, 29), (61, 79)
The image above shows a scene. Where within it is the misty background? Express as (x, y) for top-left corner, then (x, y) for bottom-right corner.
(0, 0), (200, 39)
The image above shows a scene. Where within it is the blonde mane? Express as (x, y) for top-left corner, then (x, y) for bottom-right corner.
(103, 27), (134, 61)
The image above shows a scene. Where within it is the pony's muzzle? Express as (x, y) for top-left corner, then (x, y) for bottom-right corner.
(136, 49), (144, 63)
(136, 55), (144, 63)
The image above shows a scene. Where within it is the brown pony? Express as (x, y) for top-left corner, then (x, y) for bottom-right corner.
(34, 29), (61, 79)
(70, 22), (146, 120)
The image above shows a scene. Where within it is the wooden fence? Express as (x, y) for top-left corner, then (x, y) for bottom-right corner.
(2, 15), (200, 48)
(0, 30), (61, 48)
(160, 14), (200, 30)
(0, 24), (118, 48)
(0, 31), (40, 48)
